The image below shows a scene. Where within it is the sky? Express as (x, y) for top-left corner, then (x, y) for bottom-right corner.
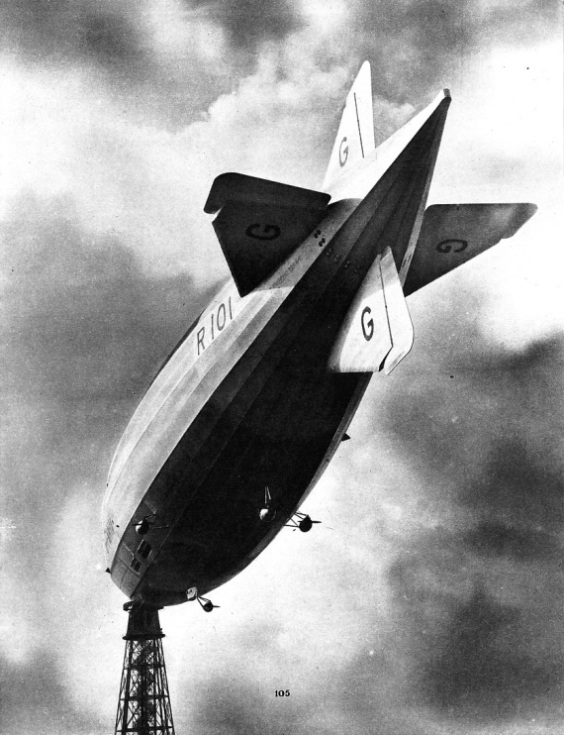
(0, 2), (562, 734)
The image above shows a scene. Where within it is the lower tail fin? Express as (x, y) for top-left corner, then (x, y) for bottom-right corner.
(328, 246), (413, 374)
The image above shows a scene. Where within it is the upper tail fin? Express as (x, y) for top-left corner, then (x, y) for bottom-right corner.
(322, 62), (376, 193)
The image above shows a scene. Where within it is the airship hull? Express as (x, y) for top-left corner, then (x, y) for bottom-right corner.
(103, 91), (451, 608)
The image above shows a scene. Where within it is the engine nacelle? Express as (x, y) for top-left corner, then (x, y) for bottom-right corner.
(197, 596), (218, 612)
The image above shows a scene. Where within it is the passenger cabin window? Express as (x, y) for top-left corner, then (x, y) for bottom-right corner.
(137, 540), (151, 559)
(131, 558), (141, 573)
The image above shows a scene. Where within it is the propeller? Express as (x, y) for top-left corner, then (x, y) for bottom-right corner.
(198, 597), (220, 613)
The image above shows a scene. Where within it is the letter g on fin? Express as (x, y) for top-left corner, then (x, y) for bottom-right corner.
(246, 224), (281, 241)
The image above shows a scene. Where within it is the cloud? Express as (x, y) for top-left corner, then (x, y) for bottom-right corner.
(1, 0), (305, 69)
(388, 542), (563, 720)
(0, 0), (152, 79)
(2, 0), (558, 123)
(369, 332), (564, 726)
(0, 0), (562, 733)
(0, 1), (234, 130)
(2, 193), (210, 408)
(0, 0), (307, 130)
(0, 191), (214, 722)
(0, 650), (101, 735)
(347, 0), (558, 105)
(158, 329), (563, 735)
(0, 55), (346, 282)
(464, 521), (559, 562)
(188, 0), (304, 55)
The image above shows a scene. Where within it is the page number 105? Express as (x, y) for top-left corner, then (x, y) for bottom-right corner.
(275, 690), (290, 697)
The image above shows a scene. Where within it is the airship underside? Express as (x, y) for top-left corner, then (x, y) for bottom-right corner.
(102, 63), (535, 609)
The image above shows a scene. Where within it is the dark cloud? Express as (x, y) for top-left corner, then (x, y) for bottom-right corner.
(1, 191), (213, 538)
(171, 328), (563, 735)
(419, 581), (560, 719)
(2, 0), (558, 130)
(0, 192), (213, 725)
(79, 10), (146, 68)
(0, 651), (100, 735)
(382, 336), (563, 494)
(386, 542), (563, 721)
(4, 0), (561, 151)
(1, 1), (219, 127)
(352, 0), (472, 105)
(0, 1), (149, 72)
(373, 331), (564, 725)
(0, 1), (561, 732)
(0, 0), (304, 127)
(347, 0), (558, 106)
(464, 521), (560, 562)
(3, 192), (209, 410)
(189, 0), (303, 55)
(463, 437), (563, 530)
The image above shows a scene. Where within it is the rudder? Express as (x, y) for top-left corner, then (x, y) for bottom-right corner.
(322, 62), (376, 193)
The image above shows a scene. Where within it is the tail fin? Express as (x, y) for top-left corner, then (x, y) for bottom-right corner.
(322, 62), (376, 193)
(403, 203), (537, 295)
(328, 247), (413, 375)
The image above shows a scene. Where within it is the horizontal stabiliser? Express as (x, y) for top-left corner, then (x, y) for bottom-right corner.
(404, 202), (537, 295)
(205, 173), (330, 296)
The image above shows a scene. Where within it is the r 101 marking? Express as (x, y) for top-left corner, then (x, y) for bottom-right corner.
(197, 297), (234, 355)
(275, 690), (290, 697)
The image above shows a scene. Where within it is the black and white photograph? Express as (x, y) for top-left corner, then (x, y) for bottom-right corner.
(1, 2), (562, 734)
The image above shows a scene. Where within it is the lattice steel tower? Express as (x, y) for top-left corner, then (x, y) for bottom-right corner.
(115, 605), (175, 735)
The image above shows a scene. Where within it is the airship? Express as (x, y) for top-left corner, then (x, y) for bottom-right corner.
(102, 62), (536, 612)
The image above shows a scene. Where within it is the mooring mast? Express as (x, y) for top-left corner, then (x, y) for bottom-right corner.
(115, 605), (175, 735)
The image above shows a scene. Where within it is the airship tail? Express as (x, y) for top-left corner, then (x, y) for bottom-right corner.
(326, 89), (451, 374)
